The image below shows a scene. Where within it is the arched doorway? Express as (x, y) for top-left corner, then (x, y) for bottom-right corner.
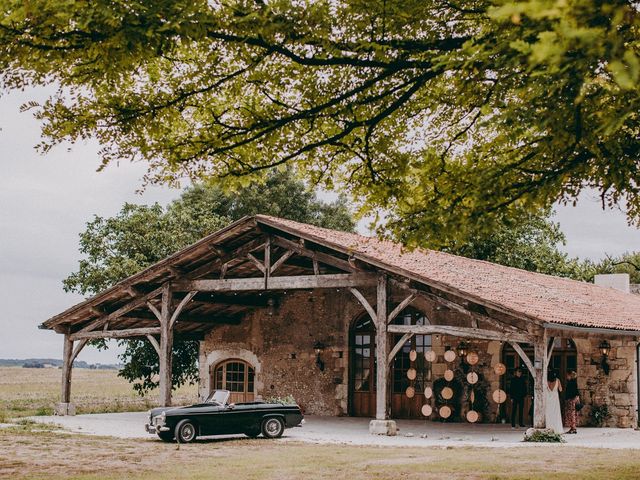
(501, 337), (576, 424)
(211, 359), (255, 404)
(349, 308), (432, 418)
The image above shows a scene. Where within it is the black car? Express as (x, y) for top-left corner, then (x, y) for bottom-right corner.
(145, 390), (304, 442)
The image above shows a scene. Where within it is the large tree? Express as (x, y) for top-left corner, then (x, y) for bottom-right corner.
(445, 210), (592, 280)
(2, 0), (639, 246)
(64, 170), (355, 394)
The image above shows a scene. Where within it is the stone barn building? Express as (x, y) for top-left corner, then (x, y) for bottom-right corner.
(41, 216), (640, 432)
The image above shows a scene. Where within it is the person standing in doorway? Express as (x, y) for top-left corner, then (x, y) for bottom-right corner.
(564, 370), (580, 434)
(509, 368), (527, 428)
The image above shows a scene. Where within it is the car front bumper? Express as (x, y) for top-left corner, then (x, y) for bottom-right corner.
(145, 423), (170, 434)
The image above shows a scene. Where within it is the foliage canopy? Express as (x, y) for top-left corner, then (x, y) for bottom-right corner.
(2, 0), (640, 246)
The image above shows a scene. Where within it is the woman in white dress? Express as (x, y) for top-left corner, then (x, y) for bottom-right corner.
(545, 370), (564, 434)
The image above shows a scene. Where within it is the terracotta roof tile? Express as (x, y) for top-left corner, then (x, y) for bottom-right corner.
(257, 215), (640, 331)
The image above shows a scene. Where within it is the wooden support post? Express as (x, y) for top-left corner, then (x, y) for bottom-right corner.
(61, 334), (73, 404)
(533, 329), (548, 428)
(158, 283), (173, 407)
(264, 236), (271, 289)
(375, 273), (389, 420)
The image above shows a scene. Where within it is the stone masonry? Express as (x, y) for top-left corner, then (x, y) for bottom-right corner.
(199, 288), (638, 427)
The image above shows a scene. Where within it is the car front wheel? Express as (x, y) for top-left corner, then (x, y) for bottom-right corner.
(261, 417), (285, 439)
(176, 419), (198, 443)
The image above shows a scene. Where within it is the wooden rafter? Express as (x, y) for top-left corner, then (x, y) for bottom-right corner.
(247, 253), (266, 273)
(271, 235), (355, 272)
(387, 293), (416, 324)
(509, 341), (535, 378)
(389, 278), (528, 335)
(146, 335), (161, 356)
(77, 286), (165, 333)
(388, 333), (413, 366)
(349, 287), (377, 322)
(146, 301), (162, 321)
(270, 250), (295, 274)
(70, 339), (88, 363)
(169, 291), (198, 329)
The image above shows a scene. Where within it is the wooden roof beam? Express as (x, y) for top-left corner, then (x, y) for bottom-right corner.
(70, 327), (161, 341)
(387, 324), (534, 344)
(173, 273), (377, 292)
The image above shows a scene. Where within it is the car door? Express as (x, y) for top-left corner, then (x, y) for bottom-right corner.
(197, 404), (226, 435)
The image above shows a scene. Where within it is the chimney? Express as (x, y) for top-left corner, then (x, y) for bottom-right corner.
(594, 273), (630, 293)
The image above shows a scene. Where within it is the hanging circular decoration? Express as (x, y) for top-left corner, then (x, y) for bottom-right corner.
(441, 386), (454, 400)
(443, 350), (457, 363)
(439, 405), (452, 419)
(466, 352), (479, 365)
(492, 389), (507, 404)
(467, 372), (479, 385)
(466, 410), (479, 423)
(406, 386), (415, 398)
(421, 404), (433, 417)
(407, 368), (417, 380)
(470, 390), (476, 403)
(494, 363), (507, 376)
(409, 350), (417, 362)
(444, 369), (455, 381)
(424, 386), (433, 399)
(424, 350), (437, 362)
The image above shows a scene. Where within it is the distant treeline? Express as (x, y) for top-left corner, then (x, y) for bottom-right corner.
(0, 358), (120, 369)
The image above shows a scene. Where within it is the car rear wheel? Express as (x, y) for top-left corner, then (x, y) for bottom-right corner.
(176, 420), (198, 443)
(261, 417), (285, 439)
(157, 430), (174, 442)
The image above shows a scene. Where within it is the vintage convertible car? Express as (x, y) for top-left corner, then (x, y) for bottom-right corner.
(145, 390), (304, 442)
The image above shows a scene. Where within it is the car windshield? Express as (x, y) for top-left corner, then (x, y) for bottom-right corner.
(205, 389), (230, 405)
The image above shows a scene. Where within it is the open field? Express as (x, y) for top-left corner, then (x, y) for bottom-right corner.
(2, 423), (640, 480)
(0, 367), (198, 420)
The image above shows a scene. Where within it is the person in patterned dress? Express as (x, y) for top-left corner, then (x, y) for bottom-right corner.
(564, 370), (580, 434)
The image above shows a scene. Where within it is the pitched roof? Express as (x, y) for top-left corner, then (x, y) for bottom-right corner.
(42, 214), (640, 333)
(256, 215), (640, 332)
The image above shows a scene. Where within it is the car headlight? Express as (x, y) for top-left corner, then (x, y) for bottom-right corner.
(155, 411), (166, 427)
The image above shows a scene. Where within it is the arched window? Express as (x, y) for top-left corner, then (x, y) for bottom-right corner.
(212, 360), (255, 403)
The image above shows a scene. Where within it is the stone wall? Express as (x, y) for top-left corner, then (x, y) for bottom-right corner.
(574, 338), (639, 428)
(199, 289), (364, 415)
(199, 289), (639, 427)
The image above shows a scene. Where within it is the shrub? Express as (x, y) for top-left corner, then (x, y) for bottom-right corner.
(264, 395), (296, 405)
(523, 428), (566, 443)
(590, 404), (610, 427)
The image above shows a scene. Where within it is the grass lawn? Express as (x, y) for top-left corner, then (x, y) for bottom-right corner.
(1, 424), (640, 480)
(0, 366), (198, 420)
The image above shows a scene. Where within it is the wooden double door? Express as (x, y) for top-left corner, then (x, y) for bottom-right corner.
(350, 310), (432, 418)
(211, 359), (256, 404)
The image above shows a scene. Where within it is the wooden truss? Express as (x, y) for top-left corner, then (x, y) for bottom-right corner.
(58, 232), (376, 408)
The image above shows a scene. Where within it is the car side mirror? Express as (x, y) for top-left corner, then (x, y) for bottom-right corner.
(227, 403), (235, 410)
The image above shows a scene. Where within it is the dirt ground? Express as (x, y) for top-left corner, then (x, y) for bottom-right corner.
(3, 423), (640, 480)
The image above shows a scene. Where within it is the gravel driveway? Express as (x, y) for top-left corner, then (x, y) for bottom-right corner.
(28, 413), (640, 449)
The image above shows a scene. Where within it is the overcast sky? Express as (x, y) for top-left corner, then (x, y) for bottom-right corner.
(2, 87), (639, 364)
